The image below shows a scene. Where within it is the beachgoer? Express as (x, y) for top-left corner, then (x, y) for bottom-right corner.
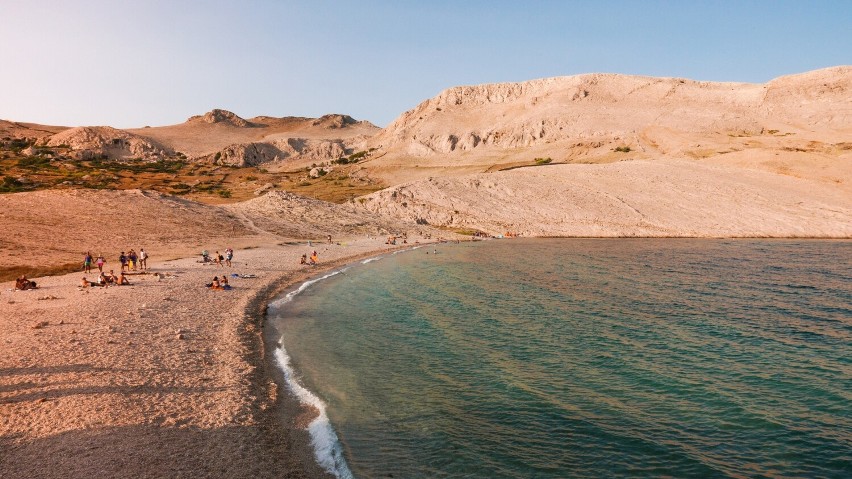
(220, 276), (231, 290)
(139, 248), (148, 270)
(225, 248), (233, 267)
(15, 275), (37, 290)
(300, 253), (307, 265)
(129, 249), (138, 271)
(310, 251), (318, 265)
(119, 252), (128, 272)
(97, 272), (109, 287)
(96, 254), (105, 272)
(201, 250), (210, 263)
(80, 277), (91, 288)
(327, 234), (332, 244)
(117, 272), (130, 285)
(107, 270), (117, 284)
(208, 276), (223, 290)
(83, 251), (93, 273)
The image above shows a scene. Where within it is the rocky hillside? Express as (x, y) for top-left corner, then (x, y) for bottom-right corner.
(363, 66), (852, 183)
(225, 190), (426, 238)
(129, 110), (379, 167)
(355, 159), (852, 238)
(45, 126), (174, 160)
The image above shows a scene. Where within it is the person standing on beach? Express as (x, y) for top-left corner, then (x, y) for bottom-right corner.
(96, 254), (105, 273)
(129, 249), (138, 271)
(139, 248), (148, 270)
(83, 252), (93, 273)
(119, 251), (128, 272)
(225, 248), (232, 267)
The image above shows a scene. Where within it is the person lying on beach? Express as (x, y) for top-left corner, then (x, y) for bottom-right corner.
(117, 272), (131, 285)
(15, 275), (38, 290)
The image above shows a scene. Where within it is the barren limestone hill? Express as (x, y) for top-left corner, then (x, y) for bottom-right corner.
(355, 159), (852, 238)
(363, 66), (852, 184)
(127, 110), (379, 167)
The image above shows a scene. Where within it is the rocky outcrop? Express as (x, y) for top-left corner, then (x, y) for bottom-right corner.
(273, 138), (348, 162)
(311, 114), (374, 129)
(186, 109), (253, 127)
(45, 126), (172, 160)
(209, 142), (283, 167)
(206, 138), (354, 167)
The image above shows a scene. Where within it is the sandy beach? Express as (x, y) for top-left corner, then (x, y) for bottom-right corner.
(0, 237), (416, 478)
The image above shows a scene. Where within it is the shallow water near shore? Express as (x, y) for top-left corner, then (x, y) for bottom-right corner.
(267, 239), (851, 478)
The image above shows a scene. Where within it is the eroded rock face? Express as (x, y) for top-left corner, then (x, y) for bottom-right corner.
(368, 66), (852, 157)
(274, 138), (347, 162)
(46, 126), (172, 160)
(210, 142), (282, 167)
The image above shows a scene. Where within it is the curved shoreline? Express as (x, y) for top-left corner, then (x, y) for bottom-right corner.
(0, 237), (421, 478)
(249, 246), (416, 479)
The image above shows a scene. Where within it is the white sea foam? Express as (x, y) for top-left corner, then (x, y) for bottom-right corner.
(267, 270), (341, 312)
(361, 257), (381, 264)
(274, 347), (354, 479)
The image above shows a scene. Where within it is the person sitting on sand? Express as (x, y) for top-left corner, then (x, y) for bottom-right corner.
(310, 251), (318, 265)
(208, 276), (224, 290)
(106, 270), (117, 284)
(220, 276), (232, 290)
(300, 253), (307, 265)
(15, 275), (37, 290)
(80, 277), (91, 288)
(97, 272), (109, 287)
(117, 272), (131, 285)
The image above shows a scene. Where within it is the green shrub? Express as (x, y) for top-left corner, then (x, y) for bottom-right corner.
(218, 189), (232, 198)
(534, 157), (552, 165)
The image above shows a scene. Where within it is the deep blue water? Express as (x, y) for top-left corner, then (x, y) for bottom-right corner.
(268, 239), (852, 478)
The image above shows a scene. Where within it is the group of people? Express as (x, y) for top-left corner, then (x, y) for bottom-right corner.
(81, 269), (131, 288)
(83, 249), (149, 275)
(206, 275), (232, 290)
(201, 248), (233, 267)
(300, 250), (319, 265)
(14, 275), (37, 290)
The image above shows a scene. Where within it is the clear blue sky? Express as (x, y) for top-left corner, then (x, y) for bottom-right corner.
(1, 0), (849, 128)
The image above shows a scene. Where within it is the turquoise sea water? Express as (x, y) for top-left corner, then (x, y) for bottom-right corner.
(267, 240), (852, 478)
